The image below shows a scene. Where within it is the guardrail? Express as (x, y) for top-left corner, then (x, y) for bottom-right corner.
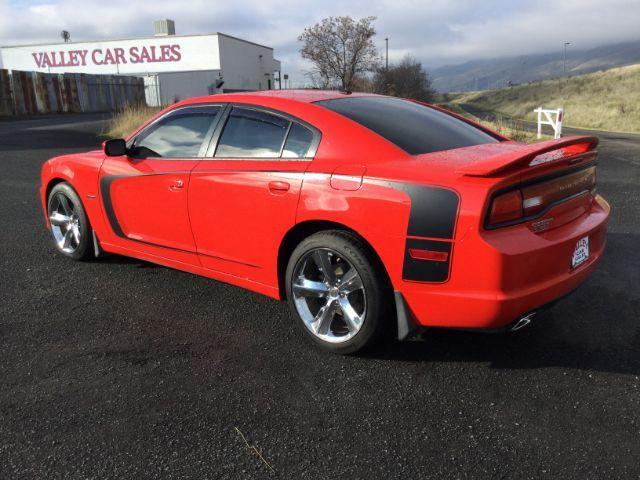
(0, 69), (145, 116)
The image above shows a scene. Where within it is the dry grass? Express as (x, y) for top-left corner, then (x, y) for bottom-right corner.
(448, 63), (640, 133)
(483, 115), (542, 142)
(234, 427), (275, 474)
(104, 104), (162, 139)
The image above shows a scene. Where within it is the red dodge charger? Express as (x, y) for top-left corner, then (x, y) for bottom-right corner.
(40, 91), (610, 353)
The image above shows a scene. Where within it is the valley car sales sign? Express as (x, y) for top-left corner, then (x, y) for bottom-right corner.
(0, 35), (221, 74)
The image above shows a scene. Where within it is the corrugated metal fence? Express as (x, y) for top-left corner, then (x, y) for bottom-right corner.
(0, 69), (145, 116)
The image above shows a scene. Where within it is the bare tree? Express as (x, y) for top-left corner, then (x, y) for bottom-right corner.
(374, 56), (436, 102)
(299, 16), (380, 90)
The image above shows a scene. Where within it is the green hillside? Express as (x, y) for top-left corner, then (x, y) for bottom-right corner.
(447, 64), (640, 133)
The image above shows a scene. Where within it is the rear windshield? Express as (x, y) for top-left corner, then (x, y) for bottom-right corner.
(316, 96), (500, 155)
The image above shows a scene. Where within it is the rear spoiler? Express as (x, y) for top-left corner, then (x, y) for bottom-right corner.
(456, 136), (599, 177)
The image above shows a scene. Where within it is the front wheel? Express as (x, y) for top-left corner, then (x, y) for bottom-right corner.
(285, 230), (390, 354)
(47, 182), (92, 261)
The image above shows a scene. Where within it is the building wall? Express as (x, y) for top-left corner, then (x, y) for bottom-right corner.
(143, 70), (223, 106)
(218, 34), (280, 91)
(0, 33), (281, 108)
(0, 35), (221, 75)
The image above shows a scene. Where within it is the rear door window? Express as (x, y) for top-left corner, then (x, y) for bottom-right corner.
(282, 123), (314, 158)
(215, 107), (289, 158)
(316, 96), (499, 155)
(214, 107), (317, 159)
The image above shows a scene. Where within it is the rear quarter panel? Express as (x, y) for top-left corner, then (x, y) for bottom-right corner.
(297, 173), (412, 289)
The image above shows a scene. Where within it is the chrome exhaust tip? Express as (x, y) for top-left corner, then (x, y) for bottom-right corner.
(509, 312), (536, 332)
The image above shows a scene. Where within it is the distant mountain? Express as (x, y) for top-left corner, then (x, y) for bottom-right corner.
(430, 39), (640, 92)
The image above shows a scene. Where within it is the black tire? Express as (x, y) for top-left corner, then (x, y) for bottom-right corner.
(285, 230), (391, 354)
(47, 182), (93, 261)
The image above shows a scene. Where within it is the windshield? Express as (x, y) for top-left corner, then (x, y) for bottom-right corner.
(316, 96), (500, 155)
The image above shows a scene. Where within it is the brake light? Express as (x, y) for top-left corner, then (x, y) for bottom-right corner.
(562, 142), (592, 156)
(487, 166), (597, 228)
(488, 190), (523, 225)
(529, 142), (594, 166)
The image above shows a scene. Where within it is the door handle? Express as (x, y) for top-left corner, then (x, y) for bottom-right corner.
(268, 181), (290, 194)
(169, 179), (184, 191)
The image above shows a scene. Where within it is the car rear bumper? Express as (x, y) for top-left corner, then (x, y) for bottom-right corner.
(399, 194), (610, 331)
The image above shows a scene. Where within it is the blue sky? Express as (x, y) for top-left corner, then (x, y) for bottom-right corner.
(1, 0), (639, 85)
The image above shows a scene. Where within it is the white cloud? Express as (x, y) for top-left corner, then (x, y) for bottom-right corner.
(1, 0), (639, 84)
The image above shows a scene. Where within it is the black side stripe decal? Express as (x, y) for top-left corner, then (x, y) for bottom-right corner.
(368, 179), (460, 283)
(100, 175), (128, 238)
(368, 180), (460, 240)
(102, 174), (459, 281)
(403, 185), (458, 239)
(403, 238), (452, 283)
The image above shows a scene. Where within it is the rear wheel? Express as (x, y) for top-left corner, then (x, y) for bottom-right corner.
(285, 230), (390, 354)
(47, 182), (92, 261)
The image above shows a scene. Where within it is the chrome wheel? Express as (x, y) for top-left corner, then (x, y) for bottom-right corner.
(48, 192), (82, 254)
(292, 248), (366, 344)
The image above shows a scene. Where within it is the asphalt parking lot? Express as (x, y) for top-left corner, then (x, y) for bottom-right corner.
(1, 113), (639, 479)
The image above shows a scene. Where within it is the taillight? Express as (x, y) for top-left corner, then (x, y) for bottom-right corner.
(487, 166), (597, 228)
(521, 167), (596, 216)
(488, 190), (523, 225)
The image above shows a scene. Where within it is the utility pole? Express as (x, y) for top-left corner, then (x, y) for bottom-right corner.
(563, 42), (571, 75)
(385, 38), (389, 70)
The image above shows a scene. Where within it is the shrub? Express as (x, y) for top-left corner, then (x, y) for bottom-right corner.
(104, 104), (162, 139)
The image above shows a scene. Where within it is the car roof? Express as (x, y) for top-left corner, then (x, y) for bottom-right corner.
(179, 89), (378, 106)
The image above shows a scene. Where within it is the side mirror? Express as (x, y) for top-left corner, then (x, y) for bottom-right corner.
(103, 138), (127, 157)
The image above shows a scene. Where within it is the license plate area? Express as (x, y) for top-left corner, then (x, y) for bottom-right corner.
(571, 236), (590, 269)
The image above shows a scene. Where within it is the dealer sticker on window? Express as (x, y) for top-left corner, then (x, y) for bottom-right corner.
(571, 236), (590, 269)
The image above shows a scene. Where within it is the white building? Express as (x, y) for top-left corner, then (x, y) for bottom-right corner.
(0, 20), (281, 106)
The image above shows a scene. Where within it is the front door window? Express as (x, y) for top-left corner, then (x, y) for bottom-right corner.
(130, 106), (221, 158)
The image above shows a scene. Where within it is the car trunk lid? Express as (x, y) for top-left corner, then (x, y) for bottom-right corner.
(404, 135), (600, 232)
(462, 136), (601, 231)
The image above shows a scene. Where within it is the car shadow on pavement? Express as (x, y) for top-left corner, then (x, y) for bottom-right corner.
(85, 233), (639, 376)
(367, 232), (640, 376)
(366, 317), (640, 376)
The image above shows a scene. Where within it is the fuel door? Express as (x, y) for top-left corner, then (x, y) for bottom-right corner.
(330, 165), (366, 191)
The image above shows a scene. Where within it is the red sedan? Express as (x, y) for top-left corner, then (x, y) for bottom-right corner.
(40, 91), (610, 353)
